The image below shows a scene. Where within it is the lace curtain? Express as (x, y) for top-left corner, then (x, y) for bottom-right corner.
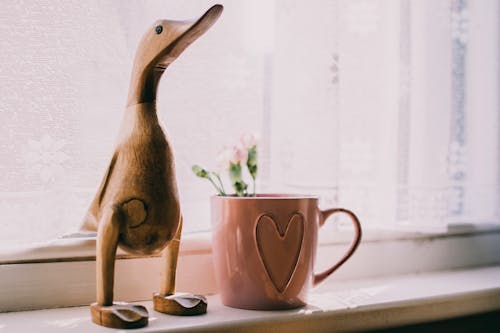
(1, 0), (498, 247)
(0, 0), (270, 247)
(272, 0), (499, 230)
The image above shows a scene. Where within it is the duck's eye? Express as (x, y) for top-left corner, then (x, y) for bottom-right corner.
(155, 25), (163, 34)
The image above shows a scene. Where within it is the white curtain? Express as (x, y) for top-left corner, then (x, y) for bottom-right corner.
(0, 0), (270, 246)
(1, 0), (498, 247)
(271, 0), (499, 230)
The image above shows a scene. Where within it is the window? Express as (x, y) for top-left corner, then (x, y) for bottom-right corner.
(1, 0), (499, 314)
(1, 0), (499, 250)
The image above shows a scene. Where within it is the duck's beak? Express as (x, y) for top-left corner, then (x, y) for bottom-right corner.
(154, 4), (223, 69)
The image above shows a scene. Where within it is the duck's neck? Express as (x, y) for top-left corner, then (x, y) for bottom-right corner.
(118, 102), (161, 141)
(126, 64), (167, 107)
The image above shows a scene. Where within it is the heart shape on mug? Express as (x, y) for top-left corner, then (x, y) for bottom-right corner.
(255, 212), (304, 293)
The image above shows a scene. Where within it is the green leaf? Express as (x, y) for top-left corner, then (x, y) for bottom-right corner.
(229, 162), (248, 196)
(229, 162), (242, 183)
(233, 181), (248, 197)
(246, 146), (258, 179)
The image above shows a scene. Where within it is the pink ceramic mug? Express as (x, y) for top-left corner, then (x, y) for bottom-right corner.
(211, 194), (362, 310)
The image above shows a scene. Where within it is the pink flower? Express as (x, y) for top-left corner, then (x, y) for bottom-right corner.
(217, 145), (247, 169)
(229, 145), (248, 164)
(240, 133), (258, 149)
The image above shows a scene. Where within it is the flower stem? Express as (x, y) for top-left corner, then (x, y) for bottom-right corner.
(208, 177), (225, 196)
(212, 172), (226, 195)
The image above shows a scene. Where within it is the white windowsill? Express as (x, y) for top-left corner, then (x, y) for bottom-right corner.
(1, 226), (500, 312)
(0, 266), (499, 332)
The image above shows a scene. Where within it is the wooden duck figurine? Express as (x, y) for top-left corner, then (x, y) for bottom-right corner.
(80, 4), (223, 329)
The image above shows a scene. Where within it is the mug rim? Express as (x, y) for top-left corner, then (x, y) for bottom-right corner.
(211, 193), (319, 200)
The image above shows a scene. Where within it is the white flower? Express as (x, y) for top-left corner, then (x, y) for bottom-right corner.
(240, 133), (258, 149)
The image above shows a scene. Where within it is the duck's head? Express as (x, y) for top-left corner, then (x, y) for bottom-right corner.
(127, 4), (223, 106)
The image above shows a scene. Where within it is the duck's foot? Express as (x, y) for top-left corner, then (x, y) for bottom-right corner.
(90, 302), (148, 329)
(153, 292), (207, 316)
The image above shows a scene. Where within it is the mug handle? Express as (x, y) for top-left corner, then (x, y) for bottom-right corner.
(313, 208), (362, 286)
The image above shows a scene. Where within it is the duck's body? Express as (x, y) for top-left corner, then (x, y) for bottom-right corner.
(84, 102), (180, 255)
(82, 5), (223, 329)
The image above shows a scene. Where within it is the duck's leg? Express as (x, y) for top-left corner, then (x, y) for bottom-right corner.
(90, 206), (149, 329)
(153, 216), (207, 315)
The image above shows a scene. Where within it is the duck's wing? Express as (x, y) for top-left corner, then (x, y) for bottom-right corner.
(80, 151), (119, 231)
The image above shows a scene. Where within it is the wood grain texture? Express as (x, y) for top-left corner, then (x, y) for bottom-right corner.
(160, 217), (183, 296)
(90, 303), (148, 329)
(126, 4), (224, 106)
(81, 4), (223, 329)
(153, 293), (207, 316)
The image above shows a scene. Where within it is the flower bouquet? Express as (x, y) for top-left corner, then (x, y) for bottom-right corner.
(192, 133), (258, 197)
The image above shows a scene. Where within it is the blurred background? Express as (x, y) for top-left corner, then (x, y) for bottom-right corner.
(0, 0), (498, 247)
